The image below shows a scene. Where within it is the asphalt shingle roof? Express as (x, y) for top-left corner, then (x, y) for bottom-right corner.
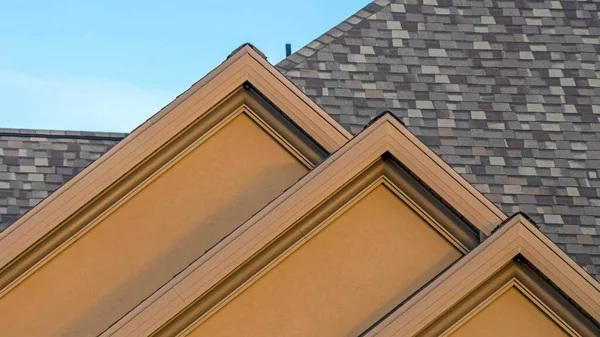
(277, 0), (600, 280)
(0, 129), (125, 231)
(1, 0), (599, 282)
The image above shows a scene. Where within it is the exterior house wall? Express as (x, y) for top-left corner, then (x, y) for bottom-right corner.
(0, 112), (309, 337)
(188, 184), (462, 337)
(414, 261), (600, 337)
(448, 287), (569, 337)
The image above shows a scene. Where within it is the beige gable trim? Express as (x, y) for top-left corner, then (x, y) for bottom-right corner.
(366, 214), (600, 337)
(182, 181), (463, 337)
(102, 113), (506, 337)
(450, 279), (572, 336)
(438, 278), (582, 336)
(417, 260), (597, 336)
(0, 44), (350, 279)
(380, 114), (505, 233)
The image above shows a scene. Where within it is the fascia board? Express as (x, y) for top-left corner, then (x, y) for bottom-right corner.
(102, 110), (389, 337)
(244, 46), (352, 146)
(382, 117), (506, 234)
(104, 115), (508, 337)
(0, 45), (350, 273)
(367, 214), (600, 337)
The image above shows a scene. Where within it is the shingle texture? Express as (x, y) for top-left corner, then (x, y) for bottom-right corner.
(0, 129), (125, 231)
(277, 0), (600, 280)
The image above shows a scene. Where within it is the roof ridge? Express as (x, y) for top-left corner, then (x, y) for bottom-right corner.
(0, 128), (127, 140)
(276, 0), (391, 71)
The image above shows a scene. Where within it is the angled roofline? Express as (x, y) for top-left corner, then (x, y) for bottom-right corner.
(102, 113), (506, 337)
(274, 0), (600, 283)
(0, 44), (351, 276)
(276, 0), (391, 71)
(365, 213), (600, 336)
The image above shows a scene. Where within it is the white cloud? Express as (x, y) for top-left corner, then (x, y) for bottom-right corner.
(0, 69), (175, 132)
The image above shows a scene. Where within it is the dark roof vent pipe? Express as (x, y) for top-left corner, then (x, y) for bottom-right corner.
(285, 43), (292, 57)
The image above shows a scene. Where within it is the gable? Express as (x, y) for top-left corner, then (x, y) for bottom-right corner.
(97, 115), (599, 337)
(369, 214), (600, 337)
(182, 177), (463, 337)
(416, 261), (599, 337)
(0, 16), (598, 335)
(2, 0), (598, 286)
(0, 100), (309, 336)
(447, 287), (569, 337)
(0, 44), (349, 275)
(0, 45), (350, 337)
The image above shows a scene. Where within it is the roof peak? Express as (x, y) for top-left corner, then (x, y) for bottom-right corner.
(227, 42), (267, 60)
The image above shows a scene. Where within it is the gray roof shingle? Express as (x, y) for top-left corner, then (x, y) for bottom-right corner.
(277, 0), (600, 280)
(0, 129), (125, 231)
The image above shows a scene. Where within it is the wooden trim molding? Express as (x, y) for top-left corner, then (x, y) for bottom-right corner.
(102, 113), (504, 337)
(153, 159), (475, 337)
(436, 279), (583, 336)
(0, 84), (332, 298)
(417, 262), (598, 337)
(0, 44), (348, 291)
(365, 214), (600, 337)
(379, 114), (506, 233)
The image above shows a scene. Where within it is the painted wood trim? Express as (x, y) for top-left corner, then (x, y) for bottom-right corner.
(169, 176), (466, 337)
(103, 115), (506, 337)
(0, 97), (330, 299)
(0, 45), (350, 273)
(115, 161), (470, 337)
(438, 279), (581, 337)
(102, 125), (390, 336)
(366, 214), (600, 337)
(381, 115), (506, 234)
(416, 261), (598, 337)
(244, 47), (352, 144)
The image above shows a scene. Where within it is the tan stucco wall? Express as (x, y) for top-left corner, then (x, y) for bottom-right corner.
(189, 184), (462, 337)
(449, 287), (569, 337)
(0, 113), (308, 337)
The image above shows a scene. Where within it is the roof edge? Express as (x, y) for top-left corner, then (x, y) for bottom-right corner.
(276, 0), (391, 71)
(366, 212), (600, 336)
(102, 106), (507, 337)
(0, 128), (127, 141)
(0, 42), (351, 280)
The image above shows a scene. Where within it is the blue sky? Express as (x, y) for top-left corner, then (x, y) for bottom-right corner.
(0, 1), (367, 132)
